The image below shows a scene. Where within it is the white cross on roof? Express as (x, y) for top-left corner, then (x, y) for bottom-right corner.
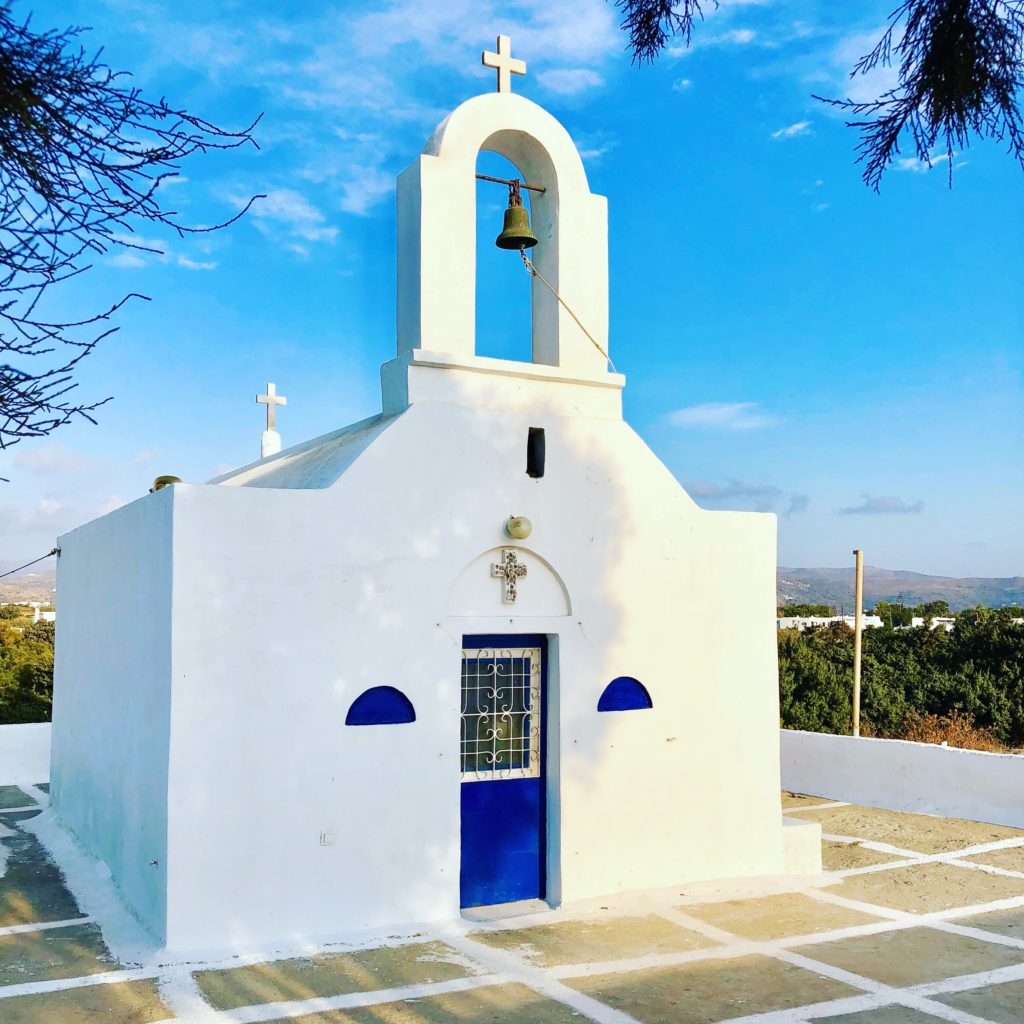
(256, 382), (287, 432)
(482, 35), (526, 94)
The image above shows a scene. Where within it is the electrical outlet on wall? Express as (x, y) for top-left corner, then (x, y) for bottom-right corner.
(320, 830), (336, 847)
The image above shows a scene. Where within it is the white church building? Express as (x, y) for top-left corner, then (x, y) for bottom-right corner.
(51, 40), (817, 954)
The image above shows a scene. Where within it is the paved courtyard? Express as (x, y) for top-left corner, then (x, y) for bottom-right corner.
(2, 784), (1024, 1023)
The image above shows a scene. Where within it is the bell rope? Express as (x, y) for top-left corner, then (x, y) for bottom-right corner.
(518, 250), (617, 374)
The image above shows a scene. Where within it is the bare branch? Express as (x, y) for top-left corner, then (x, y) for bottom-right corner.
(815, 0), (1024, 190)
(0, 3), (260, 454)
(615, 0), (717, 64)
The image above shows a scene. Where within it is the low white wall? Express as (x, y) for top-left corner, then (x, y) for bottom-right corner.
(0, 723), (51, 785)
(782, 729), (1024, 828)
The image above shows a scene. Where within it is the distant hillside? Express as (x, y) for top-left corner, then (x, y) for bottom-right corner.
(2, 562), (1020, 612)
(778, 567), (1024, 612)
(0, 565), (56, 604)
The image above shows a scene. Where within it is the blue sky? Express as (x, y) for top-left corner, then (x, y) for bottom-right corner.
(2, 0), (1022, 577)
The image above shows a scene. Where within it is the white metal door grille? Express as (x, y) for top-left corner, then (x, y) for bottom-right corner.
(460, 646), (541, 782)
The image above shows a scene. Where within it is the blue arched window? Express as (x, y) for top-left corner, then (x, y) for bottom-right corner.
(597, 676), (652, 712)
(345, 686), (416, 726)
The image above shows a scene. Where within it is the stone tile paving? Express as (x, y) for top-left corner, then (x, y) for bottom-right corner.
(3, 786), (1024, 1023)
(468, 912), (715, 966)
(193, 940), (481, 1011)
(935, 977), (1024, 1024)
(566, 953), (859, 1023)
(260, 983), (588, 1024)
(681, 890), (882, 941)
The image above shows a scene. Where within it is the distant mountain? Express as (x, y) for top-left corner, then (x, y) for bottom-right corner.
(0, 565), (56, 604)
(2, 561), (1020, 612)
(778, 567), (1024, 612)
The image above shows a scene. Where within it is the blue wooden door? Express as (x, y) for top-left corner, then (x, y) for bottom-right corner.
(460, 635), (546, 908)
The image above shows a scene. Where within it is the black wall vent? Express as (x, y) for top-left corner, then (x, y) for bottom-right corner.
(527, 427), (545, 478)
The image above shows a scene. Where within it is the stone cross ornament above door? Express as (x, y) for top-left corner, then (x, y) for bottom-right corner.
(492, 548), (528, 602)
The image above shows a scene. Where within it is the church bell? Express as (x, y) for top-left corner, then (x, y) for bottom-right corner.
(495, 182), (538, 250)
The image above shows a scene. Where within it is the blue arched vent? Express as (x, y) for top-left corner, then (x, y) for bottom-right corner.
(597, 676), (653, 713)
(345, 686), (416, 726)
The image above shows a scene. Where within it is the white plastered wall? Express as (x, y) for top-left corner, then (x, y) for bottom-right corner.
(160, 391), (782, 952)
(50, 490), (173, 940)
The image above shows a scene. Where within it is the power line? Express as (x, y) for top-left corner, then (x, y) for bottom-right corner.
(0, 548), (59, 580)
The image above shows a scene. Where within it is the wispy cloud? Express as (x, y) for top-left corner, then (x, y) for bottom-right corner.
(828, 28), (900, 106)
(668, 26), (757, 56)
(786, 493), (810, 516)
(537, 68), (603, 95)
(243, 188), (338, 248)
(668, 401), (777, 430)
(13, 444), (92, 476)
(839, 494), (925, 515)
(771, 120), (812, 140)
(895, 152), (951, 173)
(685, 478), (807, 516)
(673, 78), (693, 91)
(105, 232), (217, 271)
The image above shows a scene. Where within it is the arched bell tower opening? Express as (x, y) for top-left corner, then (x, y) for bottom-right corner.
(392, 91), (612, 383)
(474, 150), (533, 362)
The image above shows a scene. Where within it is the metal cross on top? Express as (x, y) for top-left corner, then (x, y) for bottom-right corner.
(257, 382), (287, 431)
(482, 35), (526, 94)
(492, 548), (528, 603)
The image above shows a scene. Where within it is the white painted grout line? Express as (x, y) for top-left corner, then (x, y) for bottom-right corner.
(910, 960), (1024, 998)
(947, 857), (1024, 880)
(155, 967), (224, 1023)
(0, 967), (157, 1001)
(442, 930), (644, 1024)
(0, 916), (92, 937)
(831, 839), (1024, 880)
(161, 973), (513, 1024)
(821, 832), (932, 858)
(929, 920), (1024, 951)
(783, 801), (850, 814)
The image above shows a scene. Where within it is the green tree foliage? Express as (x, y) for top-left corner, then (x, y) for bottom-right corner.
(778, 603), (834, 617)
(779, 617), (1024, 745)
(0, 616), (53, 723)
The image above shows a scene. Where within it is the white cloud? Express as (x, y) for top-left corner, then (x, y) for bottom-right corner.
(13, 444), (91, 476)
(673, 78), (693, 91)
(811, 202), (829, 213)
(107, 251), (148, 269)
(96, 495), (127, 517)
(177, 256), (219, 271)
(245, 188), (338, 243)
(831, 28), (900, 105)
(668, 401), (777, 430)
(839, 494), (925, 515)
(339, 168), (394, 216)
(771, 120), (812, 140)
(536, 68), (603, 95)
(895, 152), (951, 173)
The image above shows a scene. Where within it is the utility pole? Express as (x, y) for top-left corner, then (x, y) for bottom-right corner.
(852, 548), (864, 737)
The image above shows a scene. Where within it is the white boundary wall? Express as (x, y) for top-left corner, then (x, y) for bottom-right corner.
(0, 723), (50, 784)
(781, 729), (1024, 828)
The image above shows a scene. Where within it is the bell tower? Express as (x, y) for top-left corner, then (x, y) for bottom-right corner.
(381, 40), (623, 418)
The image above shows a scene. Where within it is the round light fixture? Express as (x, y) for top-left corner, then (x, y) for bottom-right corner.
(505, 515), (532, 540)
